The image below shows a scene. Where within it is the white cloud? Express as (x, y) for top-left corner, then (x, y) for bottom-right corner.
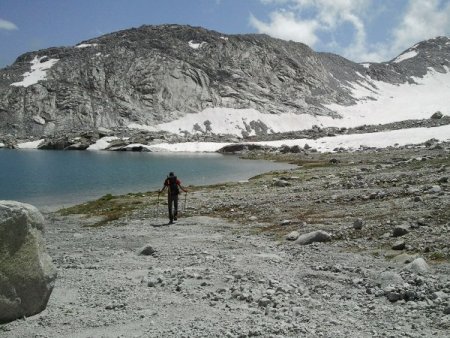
(0, 18), (18, 31)
(250, 0), (378, 60)
(391, 0), (450, 55)
(252, 0), (450, 63)
(249, 11), (319, 45)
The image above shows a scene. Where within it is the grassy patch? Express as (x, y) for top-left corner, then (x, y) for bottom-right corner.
(428, 251), (448, 262)
(58, 192), (157, 227)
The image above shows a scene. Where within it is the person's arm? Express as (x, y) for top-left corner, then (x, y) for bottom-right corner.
(159, 179), (168, 193)
(177, 180), (188, 193)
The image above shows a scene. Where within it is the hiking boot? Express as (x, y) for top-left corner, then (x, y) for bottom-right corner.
(168, 220), (174, 225)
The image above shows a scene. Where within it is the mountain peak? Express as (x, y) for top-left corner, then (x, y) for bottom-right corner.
(0, 25), (448, 140)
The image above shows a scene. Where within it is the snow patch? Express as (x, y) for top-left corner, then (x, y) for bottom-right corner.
(87, 136), (119, 151)
(128, 123), (158, 132)
(326, 67), (450, 127)
(220, 36), (229, 41)
(393, 50), (418, 63)
(147, 125), (450, 153)
(17, 139), (45, 149)
(11, 56), (59, 88)
(188, 41), (206, 49)
(361, 63), (371, 68)
(131, 108), (340, 137)
(76, 43), (98, 48)
(0, 143), (5, 148)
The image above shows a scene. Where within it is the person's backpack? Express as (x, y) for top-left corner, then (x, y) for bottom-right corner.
(168, 176), (180, 195)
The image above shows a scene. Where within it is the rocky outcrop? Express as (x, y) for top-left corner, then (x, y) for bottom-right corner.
(0, 25), (448, 140)
(0, 201), (57, 323)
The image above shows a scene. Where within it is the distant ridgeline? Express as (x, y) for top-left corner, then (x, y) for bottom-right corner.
(0, 24), (449, 144)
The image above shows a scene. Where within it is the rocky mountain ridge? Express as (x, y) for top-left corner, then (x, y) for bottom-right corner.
(0, 24), (449, 145)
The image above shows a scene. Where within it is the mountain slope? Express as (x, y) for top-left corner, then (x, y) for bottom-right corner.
(0, 25), (449, 140)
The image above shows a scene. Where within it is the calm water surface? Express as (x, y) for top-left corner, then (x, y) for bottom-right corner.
(0, 149), (294, 210)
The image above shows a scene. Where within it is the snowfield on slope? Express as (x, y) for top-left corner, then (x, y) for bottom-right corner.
(129, 67), (450, 137)
(85, 124), (450, 153)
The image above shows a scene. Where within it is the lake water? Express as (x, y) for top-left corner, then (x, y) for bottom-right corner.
(0, 149), (294, 211)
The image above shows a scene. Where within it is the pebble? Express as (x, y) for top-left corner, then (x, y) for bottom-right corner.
(393, 225), (409, 237)
(353, 218), (364, 230)
(429, 185), (442, 193)
(258, 297), (271, 307)
(285, 231), (300, 241)
(392, 240), (406, 250)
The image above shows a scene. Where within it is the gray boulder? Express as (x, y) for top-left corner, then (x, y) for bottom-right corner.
(285, 231), (300, 241)
(375, 271), (403, 288)
(353, 218), (364, 230)
(138, 245), (156, 256)
(393, 225), (409, 237)
(0, 201), (57, 323)
(405, 257), (431, 274)
(430, 111), (443, 119)
(295, 230), (331, 245)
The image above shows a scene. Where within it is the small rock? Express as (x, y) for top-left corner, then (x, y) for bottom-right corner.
(139, 245), (156, 256)
(392, 240), (406, 250)
(444, 307), (450, 315)
(281, 220), (291, 226)
(430, 111), (443, 119)
(393, 225), (409, 237)
(386, 291), (402, 303)
(405, 258), (431, 274)
(258, 297), (271, 307)
(376, 271), (404, 288)
(438, 177), (448, 184)
(429, 185), (442, 193)
(249, 216), (258, 221)
(274, 180), (291, 187)
(286, 231), (300, 241)
(295, 230), (331, 245)
(353, 218), (364, 230)
(147, 279), (157, 287)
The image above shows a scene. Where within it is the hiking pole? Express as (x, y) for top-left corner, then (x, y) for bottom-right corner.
(184, 192), (187, 213)
(156, 191), (161, 217)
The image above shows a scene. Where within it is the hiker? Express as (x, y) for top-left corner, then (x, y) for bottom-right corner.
(159, 172), (188, 224)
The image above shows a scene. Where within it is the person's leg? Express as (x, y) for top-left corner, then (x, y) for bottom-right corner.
(173, 195), (179, 220)
(168, 195), (173, 223)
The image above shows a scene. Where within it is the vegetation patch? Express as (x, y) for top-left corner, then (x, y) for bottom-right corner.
(59, 192), (157, 227)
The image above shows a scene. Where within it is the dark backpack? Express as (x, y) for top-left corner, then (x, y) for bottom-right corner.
(168, 176), (179, 195)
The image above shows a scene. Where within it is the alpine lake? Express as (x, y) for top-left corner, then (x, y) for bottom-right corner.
(0, 149), (295, 211)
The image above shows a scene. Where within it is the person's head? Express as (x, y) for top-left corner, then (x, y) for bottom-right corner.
(169, 172), (174, 177)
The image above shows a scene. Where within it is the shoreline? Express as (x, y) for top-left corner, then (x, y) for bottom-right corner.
(0, 152), (296, 213)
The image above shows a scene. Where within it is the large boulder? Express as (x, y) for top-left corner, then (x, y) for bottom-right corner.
(0, 201), (57, 323)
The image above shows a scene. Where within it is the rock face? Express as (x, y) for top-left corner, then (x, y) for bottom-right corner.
(0, 24), (449, 139)
(0, 201), (57, 323)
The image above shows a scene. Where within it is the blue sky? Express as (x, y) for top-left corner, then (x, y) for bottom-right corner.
(1, 0), (449, 68)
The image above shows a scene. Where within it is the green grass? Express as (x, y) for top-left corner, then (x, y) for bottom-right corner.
(58, 192), (157, 227)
